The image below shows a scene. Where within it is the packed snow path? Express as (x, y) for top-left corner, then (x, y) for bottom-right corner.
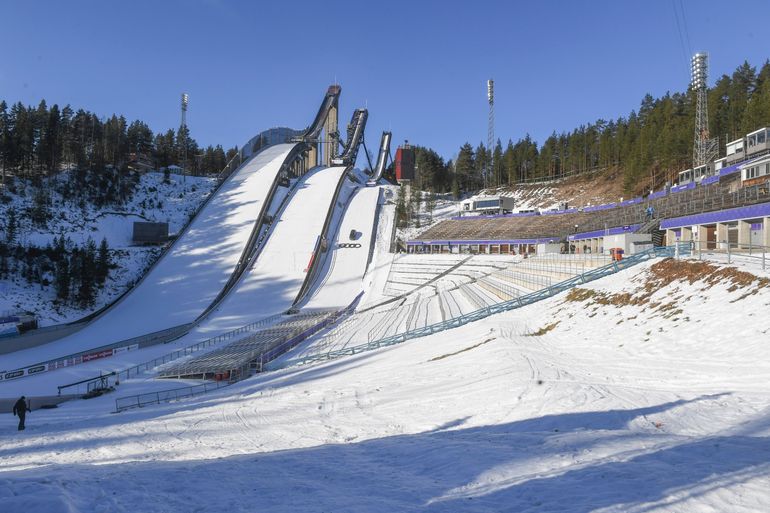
(1, 257), (769, 512)
(2, 144), (296, 371)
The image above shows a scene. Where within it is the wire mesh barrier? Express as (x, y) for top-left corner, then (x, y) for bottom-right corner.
(282, 244), (689, 368)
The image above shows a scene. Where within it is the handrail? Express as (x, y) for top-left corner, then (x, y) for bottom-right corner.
(281, 244), (689, 368)
(687, 238), (768, 269)
(114, 380), (231, 412)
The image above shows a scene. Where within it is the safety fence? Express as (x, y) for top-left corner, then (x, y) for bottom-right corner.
(284, 244), (689, 368)
(2, 323), (193, 383)
(114, 380), (231, 412)
(57, 313), (285, 396)
(113, 293), (364, 412)
(689, 240), (769, 270)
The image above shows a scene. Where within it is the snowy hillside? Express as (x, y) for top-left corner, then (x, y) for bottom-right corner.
(0, 172), (216, 325)
(2, 255), (769, 512)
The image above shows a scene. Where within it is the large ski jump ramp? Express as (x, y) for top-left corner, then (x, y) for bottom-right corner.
(191, 165), (348, 336)
(303, 186), (380, 309)
(3, 144), (296, 370)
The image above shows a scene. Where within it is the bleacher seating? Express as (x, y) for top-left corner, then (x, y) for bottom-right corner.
(416, 180), (770, 244)
(158, 312), (331, 380)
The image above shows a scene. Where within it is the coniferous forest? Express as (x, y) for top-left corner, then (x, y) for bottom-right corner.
(0, 99), (236, 184)
(409, 60), (770, 196)
(0, 99), (232, 312)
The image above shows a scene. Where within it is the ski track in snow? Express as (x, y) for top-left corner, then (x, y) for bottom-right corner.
(2, 209), (770, 511)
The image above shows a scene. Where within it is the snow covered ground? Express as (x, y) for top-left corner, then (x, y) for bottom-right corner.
(2, 144), (297, 372)
(0, 172), (216, 326)
(1, 255), (769, 512)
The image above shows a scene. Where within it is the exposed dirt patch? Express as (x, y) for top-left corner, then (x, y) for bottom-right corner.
(428, 337), (497, 362)
(563, 258), (769, 319)
(527, 321), (561, 336)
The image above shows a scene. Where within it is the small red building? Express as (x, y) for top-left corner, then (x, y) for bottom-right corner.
(395, 142), (415, 182)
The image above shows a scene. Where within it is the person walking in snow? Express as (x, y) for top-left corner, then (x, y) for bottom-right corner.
(13, 396), (30, 431)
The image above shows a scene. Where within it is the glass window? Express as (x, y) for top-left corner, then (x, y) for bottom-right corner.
(758, 131), (766, 144)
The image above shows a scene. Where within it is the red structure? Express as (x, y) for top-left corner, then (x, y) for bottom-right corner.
(395, 142), (415, 181)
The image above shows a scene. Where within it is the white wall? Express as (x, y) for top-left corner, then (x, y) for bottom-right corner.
(603, 233), (652, 254)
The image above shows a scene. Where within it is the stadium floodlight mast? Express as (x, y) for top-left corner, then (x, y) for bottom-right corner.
(691, 53), (717, 167)
(487, 79), (495, 189)
(181, 92), (189, 182)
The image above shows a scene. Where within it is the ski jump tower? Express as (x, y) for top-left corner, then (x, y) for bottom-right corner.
(302, 85), (340, 168)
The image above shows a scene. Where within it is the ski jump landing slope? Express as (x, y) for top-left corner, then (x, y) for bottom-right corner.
(303, 186), (380, 309)
(191, 165), (348, 337)
(3, 144), (296, 370)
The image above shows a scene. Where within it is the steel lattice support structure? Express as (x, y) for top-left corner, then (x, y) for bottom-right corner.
(691, 53), (718, 166)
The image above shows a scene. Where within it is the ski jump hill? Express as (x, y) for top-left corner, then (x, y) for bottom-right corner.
(0, 85), (387, 402)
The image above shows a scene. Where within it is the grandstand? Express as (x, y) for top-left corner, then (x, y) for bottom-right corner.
(411, 170), (770, 253)
(291, 252), (610, 361)
(158, 311), (333, 381)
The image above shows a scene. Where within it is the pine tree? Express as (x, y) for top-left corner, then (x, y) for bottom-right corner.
(6, 207), (17, 244)
(395, 185), (407, 228)
(54, 256), (70, 301)
(96, 237), (111, 284)
(76, 239), (97, 308)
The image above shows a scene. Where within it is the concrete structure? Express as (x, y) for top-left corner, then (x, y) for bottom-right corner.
(460, 195), (516, 215)
(132, 222), (169, 244)
(567, 225), (643, 255)
(661, 201), (770, 250)
(535, 242), (562, 254)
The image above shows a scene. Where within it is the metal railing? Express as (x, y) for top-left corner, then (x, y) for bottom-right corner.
(113, 294), (364, 412)
(688, 239), (768, 270)
(283, 244), (688, 368)
(115, 380), (231, 412)
(57, 313), (285, 395)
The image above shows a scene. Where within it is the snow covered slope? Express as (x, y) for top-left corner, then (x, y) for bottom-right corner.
(303, 185), (380, 309)
(3, 144), (296, 370)
(0, 172), (216, 326)
(187, 165), (349, 337)
(2, 257), (769, 512)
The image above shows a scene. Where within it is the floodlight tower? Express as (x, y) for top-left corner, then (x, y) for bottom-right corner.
(691, 53), (717, 166)
(181, 92), (189, 182)
(487, 79), (495, 188)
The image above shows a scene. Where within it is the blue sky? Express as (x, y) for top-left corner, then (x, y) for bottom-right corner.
(2, 0), (769, 162)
